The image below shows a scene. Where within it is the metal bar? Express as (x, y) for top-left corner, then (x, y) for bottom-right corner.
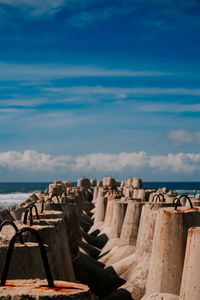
(0, 227), (54, 287)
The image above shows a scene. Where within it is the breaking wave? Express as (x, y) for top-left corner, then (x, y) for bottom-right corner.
(0, 192), (34, 209)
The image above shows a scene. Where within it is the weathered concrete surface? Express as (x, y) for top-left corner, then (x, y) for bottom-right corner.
(37, 210), (64, 220)
(110, 203), (172, 300)
(73, 252), (125, 297)
(100, 244), (135, 266)
(120, 202), (143, 245)
(10, 206), (29, 221)
(43, 202), (81, 260)
(0, 221), (23, 244)
(0, 209), (15, 222)
(141, 293), (179, 300)
(24, 223), (75, 282)
(180, 226), (200, 300)
(99, 201), (127, 257)
(100, 196), (115, 237)
(99, 201), (143, 265)
(94, 188), (107, 223)
(0, 279), (94, 299)
(0, 243), (48, 279)
(92, 186), (98, 203)
(146, 207), (200, 296)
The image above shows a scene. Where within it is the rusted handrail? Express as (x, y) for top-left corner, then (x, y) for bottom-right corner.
(23, 208), (33, 226)
(172, 197), (181, 207)
(23, 204), (40, 226)
(152, 193), (165, 203)
(0, 227), (54, 287)
(31, 204), (39, 219)
(41, 199), (45, 213)
(174, 194), (193, 210)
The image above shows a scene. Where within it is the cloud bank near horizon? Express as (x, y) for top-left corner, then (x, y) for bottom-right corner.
(0, 150), (199, 179)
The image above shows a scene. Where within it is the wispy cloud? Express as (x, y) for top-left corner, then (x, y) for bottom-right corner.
(0, 62), (169, 81)
(70, 5), (136, 28)
(0, 150), (199, 175)
(140, 103), (200, 112)
(0, 0), (65, 16)
(2, 85), (200, 111)
(0, 98), (47, 107)
(168, 129), (200, 145)
(21, 111), (96, 128)
(44, 86), (200, 98)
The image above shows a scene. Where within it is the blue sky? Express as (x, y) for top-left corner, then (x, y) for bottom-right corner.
(0, 0), (200, 181)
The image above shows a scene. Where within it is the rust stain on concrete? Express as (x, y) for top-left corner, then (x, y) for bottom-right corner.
(37, 283), (84, 293)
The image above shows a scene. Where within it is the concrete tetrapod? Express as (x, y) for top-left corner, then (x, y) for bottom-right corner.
(29, 217), (75, 282)
(10, 204), (34, 221)
(0, 243), (49, 280)
(43, 202), (81, 260)
(87, 197), (118, 250)
(99, 201), (144, 266)
(92, 186), (98, 203)
(99, 200), (128, 256)
(0, 209), (15, 222)
(42, 201), (99, 260)
(141, 293), (179, 300)
(146, 206), (200, 296)
(0, 221), (48, 280)
(0, 227), (94, 300)
(108, 203), (172, 300)
(100, 195), (115, 237)
(89, 187), (107, 233)
(21, 202), (75, 281)
(179, 226), (200, 300)
(24, 223), (75, 281)
(73, 251), (126, 297)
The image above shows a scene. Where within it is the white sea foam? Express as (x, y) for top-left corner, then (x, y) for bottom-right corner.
(176, 189), (196, 196)
(0, 192), (34, 209)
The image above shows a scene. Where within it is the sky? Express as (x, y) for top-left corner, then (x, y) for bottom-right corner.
(0, 0), (200, 181)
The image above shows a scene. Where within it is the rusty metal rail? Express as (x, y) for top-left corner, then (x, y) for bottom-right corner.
(152, 193), (165, 203)
(0, 227), (54, 287)
(174, 194), (193, 210)
(23, 204), (40, 226)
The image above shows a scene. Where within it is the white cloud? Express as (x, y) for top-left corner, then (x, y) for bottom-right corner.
(0, 150), (71, 172)
(168, 129), (200, 145)
(0, 150), (199, 175)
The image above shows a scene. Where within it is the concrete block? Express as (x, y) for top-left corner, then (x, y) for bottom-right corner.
(142, 293), (179, 300)
(0, 242), (48, 280)
(73, 252), (125, 297)
(146, 207), (200, 296)
(24, 224), (75, 282)
(111, 203), (172, 300)
(180, 226), (200, 300)
(0, 279), (94, 299)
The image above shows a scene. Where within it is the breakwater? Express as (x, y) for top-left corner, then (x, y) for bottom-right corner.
(0, 177), (200, 299)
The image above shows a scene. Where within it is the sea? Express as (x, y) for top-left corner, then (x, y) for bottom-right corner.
(0, 181), (199, 210)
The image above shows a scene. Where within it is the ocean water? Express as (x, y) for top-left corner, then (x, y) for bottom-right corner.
(0, 181), (199, 210)
(0, 182), (51, 210)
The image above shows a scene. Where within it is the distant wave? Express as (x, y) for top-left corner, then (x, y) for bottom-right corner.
(0, 192), (34, 210)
